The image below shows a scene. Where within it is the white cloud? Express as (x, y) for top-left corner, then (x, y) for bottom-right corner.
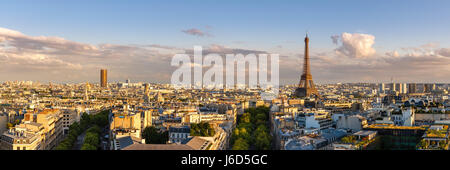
(280, 36), (450, 84)
(0, 27), (182, 82)
(0, 27), (448, 84)
(334, 32), (376, 58)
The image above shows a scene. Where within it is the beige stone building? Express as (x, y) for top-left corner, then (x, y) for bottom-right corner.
(110, 112), (142, 139)
(61, 109), (79, 135)
(0, 109), (64, 150)
(0, 129), (42, 150)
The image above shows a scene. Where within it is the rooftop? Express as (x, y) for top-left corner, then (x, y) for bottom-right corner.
(366, 124), (427, 130)
(169, 126), (190, 133)
(39, 109), (59, 115)
(423, 125), (449, 138)
(353, 130), (377, 136)
(122, 144), (194, 150)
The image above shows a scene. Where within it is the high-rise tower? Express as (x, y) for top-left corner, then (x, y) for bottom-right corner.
(408, 83), (416, 94)
(379, 83), (385, 94)
(100, 69), (107, 87)
(295, 34), (320, 98)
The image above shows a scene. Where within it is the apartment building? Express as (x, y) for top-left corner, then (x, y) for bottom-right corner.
(62, 109), (79, 135)
(295, 110), (333, 130)
(0, 109), (63, 150)
(110, 111), (142, 139)
(0, 129), (42, 150)
(168, 126), (190, 144)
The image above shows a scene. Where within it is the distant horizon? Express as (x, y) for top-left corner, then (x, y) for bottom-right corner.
(3, 79), (449, 86)
(1, 0), (449, 84)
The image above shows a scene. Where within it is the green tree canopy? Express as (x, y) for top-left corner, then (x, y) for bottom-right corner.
(231, 106), (272, 150)
(81, 143), (97, 150)
(142, 126), (168, 144)
(232, 138), (249, 150)
(190, 122), (215, 137)
(84, 132), (99, 147)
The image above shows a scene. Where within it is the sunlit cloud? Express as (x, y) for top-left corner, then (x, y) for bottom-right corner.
(334, 32), (376, 58)
(0, 27), (448, 84)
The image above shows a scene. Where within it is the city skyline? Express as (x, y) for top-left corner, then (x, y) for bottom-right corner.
(1, 0), (450, 154)
(0, 0), (449, 84)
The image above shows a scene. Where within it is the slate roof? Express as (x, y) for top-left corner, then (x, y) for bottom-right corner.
(121, 136), (211, 150)
(122, 144), (194, 150)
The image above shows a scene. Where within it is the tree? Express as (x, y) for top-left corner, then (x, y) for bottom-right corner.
(418, 140), (427, 149)
(55, 109), (111, 150)
(87, 125), (101, 134)
(439, 140), (446, 149)
(190, 123), (198, 135)
(341, 136), (356, 144)
(254, 112), (268, 127)
(81, 144), (97, 150)
(6, 123), (13, 129)
(190, 122), (215, 137)
(142, 126), (168, 144)
(231, 106), (271, 150)
(254, 132), (271, 150)
(240, 113), (251, 124)
(55, 140), (72, 150)
(237, 127), (251, 140)
(253, 125), (271, 150)
(232, 138), (249, 150)
(81, 112), (90, 123)
(241, 121), (253, 129)
(207, 126), (215, 136)
(69, 122), (81, 135)
(79, 113), (90, 130)
(255, 113), (266, 121)
(84, 132), (99, 147)
(233, 129), (240, 137)
(54, 121), (83, 150)
(91, 110), (109, 127)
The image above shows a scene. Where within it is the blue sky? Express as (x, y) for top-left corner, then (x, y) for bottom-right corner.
(2, 0), (450, 51)
(0, 0), (449, 83)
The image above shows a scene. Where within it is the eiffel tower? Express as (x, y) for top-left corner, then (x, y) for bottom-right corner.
(295, 34), (320, 98)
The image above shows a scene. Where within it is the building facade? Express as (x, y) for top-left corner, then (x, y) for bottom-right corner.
(100, 69), (107, 87)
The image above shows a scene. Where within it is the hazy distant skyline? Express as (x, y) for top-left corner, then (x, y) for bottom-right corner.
(0, 0), (449, 84)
